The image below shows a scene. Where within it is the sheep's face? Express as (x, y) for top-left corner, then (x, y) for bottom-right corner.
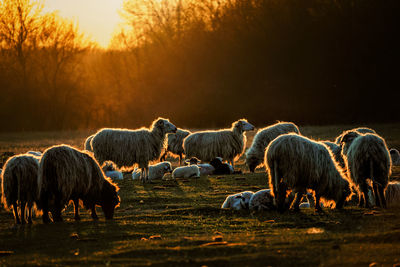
(185, 157), (201, 165)
(100, 181), (120, 219)
(240, 120), (255, 131)
(164, 163), (173, 173)
(157, 119), (177, 134)
(246, 155), (259, 173)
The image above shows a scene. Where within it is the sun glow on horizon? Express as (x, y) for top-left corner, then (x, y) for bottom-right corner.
(43, 0), (124, 48)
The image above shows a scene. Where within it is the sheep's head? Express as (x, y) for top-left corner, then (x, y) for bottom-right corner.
(154, 118), (177, 134)
(245, 154), (260, 173)
(185, 157), (201, 165)
(163, 162), (173, 173)
(340, 130), (361, 154)
(100, 180), (120, 220)
(209, 157), (223, 168)
(233, 119), (255, 133)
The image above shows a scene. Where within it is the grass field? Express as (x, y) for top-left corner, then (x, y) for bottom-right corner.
(1, 123), (400, 266)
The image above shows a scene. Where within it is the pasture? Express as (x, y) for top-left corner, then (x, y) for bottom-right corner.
(1, 124), (400, 266)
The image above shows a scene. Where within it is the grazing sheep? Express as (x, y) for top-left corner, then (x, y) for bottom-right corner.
(184, 157), (215, 176)
(172, 165), (200, 179)
(209, 157), (234, 175)
(91, 118), (177, 182)
(266, 134), (351, 212)
(246, 122), (301, 172)
(390, 148), (400, 166)
(1, 154), (39, 224)
(84, 134), (95, 152)
(102, 161), (123, 180)
(221, 191), (254, 210)
(335, 127), (376, 145)
(38, 145), (120, 223)
(322, 141), (346, 169)
(160, 129), (191, 165)
(340, 131), (391, 208)
(26, 151), (42, 157)
(184, 119), (254, 167)
(132, 162), (172, 181)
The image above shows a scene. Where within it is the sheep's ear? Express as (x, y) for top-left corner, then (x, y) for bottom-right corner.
(184, 159), (190, 165)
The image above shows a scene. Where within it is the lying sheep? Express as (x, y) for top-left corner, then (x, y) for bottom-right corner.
(84, 134), (95, 152)
(390, 148), (400, 166)
(209, 157), (235, 175)
(184, 119), (254, 167)
(248, 189), (275, 211)
(132, 162), (172, 182)
(160, 129), (191, 165)
(340, 131), (391, 208)
(335, 127), (376, 145)
(1, 154), (40, 224)
(38, 145), (120, 223)
(266, 134), (351, 212)
(172, 165), (200, 179)
(184, 157), (215, 176)
(91, 118), (177, 182)
(246, 122), (301, 172)
(221, 191), (254, 210)
(102, 161), (123, 180)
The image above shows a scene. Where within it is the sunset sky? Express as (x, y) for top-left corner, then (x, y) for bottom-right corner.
(43, 0), (124, 48)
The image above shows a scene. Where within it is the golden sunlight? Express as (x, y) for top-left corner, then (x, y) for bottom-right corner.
(43, 0), (124, 48)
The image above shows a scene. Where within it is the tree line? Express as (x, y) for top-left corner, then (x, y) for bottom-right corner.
(1, 0), (399, 131)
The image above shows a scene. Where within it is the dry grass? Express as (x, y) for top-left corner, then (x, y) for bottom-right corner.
(1, 124), (400, 266)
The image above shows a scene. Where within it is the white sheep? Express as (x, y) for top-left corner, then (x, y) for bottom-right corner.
(221, 191), (254, 210)
(172, 165), (200, 179)
(132, 162), (172, 182)
(390, 148), (400, 166)
(102, 161), (124, 180)
(183, 119), (254, 167)
(266, 134), (351, 212)
(160, 129), (191, 165)
(246, 122), (300, 172)
(184, 157), (215, 176)
(84, 134), (95, 152)
(340, 131), (391, 208)
(91, 118), (177, 182)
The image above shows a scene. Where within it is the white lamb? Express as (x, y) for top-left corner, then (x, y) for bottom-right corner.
(172, 165), (200, 179)
(132, 162), (173, 182)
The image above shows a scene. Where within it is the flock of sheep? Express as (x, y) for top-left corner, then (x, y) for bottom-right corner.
(1, 117), (400, 225)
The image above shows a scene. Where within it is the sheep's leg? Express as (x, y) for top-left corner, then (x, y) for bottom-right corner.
(277, 182), (288, 213)
(291, 189), (305, 212)
(360, 182), (371, 208)
(73, 199), (80, 221)
(12, 203), (21, 224)
(160, 151), (167, 162)
(315, 193), (323, 212)
(179, 154), (183, 165)
(145, 167), (149, 182)
(27, 205), (33, 224)
(358, 191), (365, 208)
(229, 158), (234, 169)
(51, 193), (63, 222)
(20, 201), (26, 225)
(41, 192), (51, 223)
(372, 182), (380, 207)
(378, 184), (387, 208)
(91, 205), (98, 220)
